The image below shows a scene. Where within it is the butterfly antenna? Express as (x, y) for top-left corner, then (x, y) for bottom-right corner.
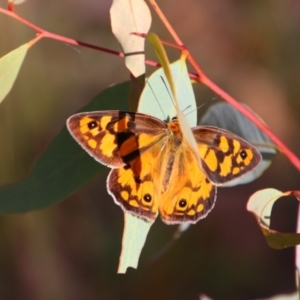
(184, 97), (219, 117)
(185, 103), (208, 117)
(181, 105), (192, 114)
(160, 76), (176, 107)
(146, 78), (166, 120)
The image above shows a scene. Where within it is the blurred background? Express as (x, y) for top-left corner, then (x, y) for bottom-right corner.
(0, 0), (300, 299)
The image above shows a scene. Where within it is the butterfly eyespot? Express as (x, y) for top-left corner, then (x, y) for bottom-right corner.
(179, 199), (187, 208)
(87, 121), (98, 130)
(143, 194), (152, 203)
(240, 150), (247, 160)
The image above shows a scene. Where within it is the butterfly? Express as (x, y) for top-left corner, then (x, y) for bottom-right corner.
(67, 109), (262, 224)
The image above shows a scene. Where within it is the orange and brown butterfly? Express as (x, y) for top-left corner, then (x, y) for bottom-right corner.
(67, 110), (262, 224)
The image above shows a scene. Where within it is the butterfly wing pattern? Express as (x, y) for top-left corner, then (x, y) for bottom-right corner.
(67, 110), (261, 224)
(193, 126), (262, 184)
(68, 111), (168, 221)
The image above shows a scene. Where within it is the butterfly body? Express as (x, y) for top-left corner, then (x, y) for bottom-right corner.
(67, 110), (261, 224)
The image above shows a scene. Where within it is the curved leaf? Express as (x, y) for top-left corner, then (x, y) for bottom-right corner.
(247, 188), (300, 249)
(138, 56), (197, 126)
(0, 82), (130, 213)
(0, 43), (28, 104)
(110, 0), (151, 77)
(118, 212), (153, 273)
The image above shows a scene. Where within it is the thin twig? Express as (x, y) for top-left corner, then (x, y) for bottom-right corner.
(148, 0), (300, 172)
(1, 5), (300, 170)
(0, 8), (162, 69)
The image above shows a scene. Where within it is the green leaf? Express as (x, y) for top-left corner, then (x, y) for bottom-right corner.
(0, 43), (28, 104)
(117, 212), (153, 273)
(138, 58), (197, 126)
(147, 33), (175, 97)
(247, 188), (300, 249)
(0, 82), (130, 213)
(129, 73), (145, 111)
(110, 0), (151, 77)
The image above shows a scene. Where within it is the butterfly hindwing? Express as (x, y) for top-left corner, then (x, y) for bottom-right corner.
(158, 123), (261, 224)
(158, 145), (217, 224)
(107, 150), (162, 222)
(192, 126), (262, 185)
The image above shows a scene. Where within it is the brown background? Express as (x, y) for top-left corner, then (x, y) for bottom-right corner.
(0, 0), (300, 299)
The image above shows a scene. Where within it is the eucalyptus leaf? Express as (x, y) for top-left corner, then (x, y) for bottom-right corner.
(140, 40), (197, 126)
(110, 0), (151, 77)
(118, 212), (153, 273)
(247, 188), (300, 249)
(0, 82), (130, 213)
(0, 43), (28, 105)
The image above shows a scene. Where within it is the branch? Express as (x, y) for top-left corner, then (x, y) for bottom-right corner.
(148, 0), (300, 172)
(0, 7), (161, 69)
(1, 5), (299, 171)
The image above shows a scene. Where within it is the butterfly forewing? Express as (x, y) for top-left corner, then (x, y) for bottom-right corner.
(67, 111), (168, 168)
(192, 126), (262, 185)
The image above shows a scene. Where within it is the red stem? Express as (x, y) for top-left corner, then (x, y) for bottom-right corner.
(1, 6), (300, 171)
(202, 78), (300, 169)
(148, 0), (300, 172)
(0, 8), (161, 68)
